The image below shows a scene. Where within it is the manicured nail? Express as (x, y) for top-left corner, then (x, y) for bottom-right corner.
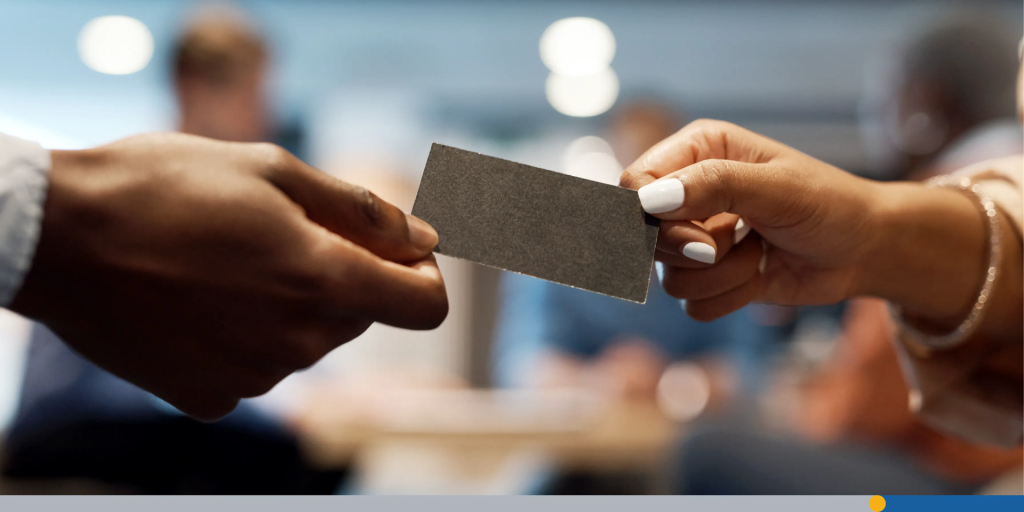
(655, 261), (666, 283)
(407, 215), (439, 251)
(678, 299), (687, 311)
(638, 178), (684, 214)
(681, 242), (716, 264)
(734, 218), (751, 244)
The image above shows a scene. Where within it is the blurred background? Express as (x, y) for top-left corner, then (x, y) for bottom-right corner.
(0, 0), (1022, 495)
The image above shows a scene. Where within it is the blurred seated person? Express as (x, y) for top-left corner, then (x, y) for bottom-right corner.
(798, 299), (1022, 487)
(0, 10), (341, 493)
(496, 100), (781, 403)
(675, 17), (1022, 495)
(677, 301), (1022, 495)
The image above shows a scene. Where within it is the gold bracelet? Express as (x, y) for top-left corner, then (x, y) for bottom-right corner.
(888, 175), (1001, 351)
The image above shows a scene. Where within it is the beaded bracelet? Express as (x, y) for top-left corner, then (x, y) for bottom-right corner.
(888, 175), (1002, 351)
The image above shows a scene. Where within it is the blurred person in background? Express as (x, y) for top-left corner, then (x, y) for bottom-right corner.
(492, 99), (785, 494)
(860, 16), (1022, 179)
(0, 10), (346, 493)
(628, 18), (1023, 495)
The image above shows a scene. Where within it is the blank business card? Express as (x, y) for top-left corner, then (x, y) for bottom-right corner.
(412, 143), (659, 303)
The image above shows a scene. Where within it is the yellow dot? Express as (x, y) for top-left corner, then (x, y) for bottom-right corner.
(869, 495), (886, 511)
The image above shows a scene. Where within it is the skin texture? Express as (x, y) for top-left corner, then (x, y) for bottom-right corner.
(9, 132), (449, 420)
(620, 119), (1022, 346)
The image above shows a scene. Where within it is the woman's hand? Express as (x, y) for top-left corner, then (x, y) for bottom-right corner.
(620, 119), (1003, 333)
(620, 119), (883, 321)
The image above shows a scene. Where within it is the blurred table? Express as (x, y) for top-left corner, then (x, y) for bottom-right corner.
(293, 389), (681, 494)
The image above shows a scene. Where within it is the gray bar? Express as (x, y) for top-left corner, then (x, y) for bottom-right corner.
(0, 495), (872, 512)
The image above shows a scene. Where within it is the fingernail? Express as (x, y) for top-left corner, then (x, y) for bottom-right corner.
(734, 218), (752, 244)
(681, 242), (716, 264)
(637, 178), (685, 214)
(407, 215), (439, 251)
(678, 299), (687, 311)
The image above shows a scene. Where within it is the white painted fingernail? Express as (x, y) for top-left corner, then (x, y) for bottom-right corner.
(734, 218), (751, 244)
(655, 261), (666, 283)
(638, 178), (684, 214)
(681, 242), (716, 264)
(678, 299), (687, 311)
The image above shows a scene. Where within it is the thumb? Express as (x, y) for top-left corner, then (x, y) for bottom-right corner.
(635, 159), (811, 226)
(264, 150), (437, 263)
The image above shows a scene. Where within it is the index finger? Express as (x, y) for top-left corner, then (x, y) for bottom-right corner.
(619, 119), (782, 191)
(259, 144), (438, 264)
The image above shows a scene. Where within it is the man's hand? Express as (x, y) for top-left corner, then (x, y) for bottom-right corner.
(9, 132), (448, 420)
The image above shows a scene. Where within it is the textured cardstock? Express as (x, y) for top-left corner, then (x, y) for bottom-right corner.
(412, 143), (659, 303)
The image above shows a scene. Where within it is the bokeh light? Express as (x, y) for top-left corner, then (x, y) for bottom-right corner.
(539, 17), (616, 76)
(545, 68), (619, 117)
(562, 136), (622, 184)
(78, 15), (154, 75)
(656, 362), (711, 422)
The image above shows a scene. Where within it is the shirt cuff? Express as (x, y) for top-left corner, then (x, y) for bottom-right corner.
(0, 132), (50, 307)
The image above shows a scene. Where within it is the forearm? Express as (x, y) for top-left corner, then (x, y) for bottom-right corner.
(859, 181), (1022, 344)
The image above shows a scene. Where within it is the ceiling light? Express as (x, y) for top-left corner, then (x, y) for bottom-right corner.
(78, 15), (154, 75)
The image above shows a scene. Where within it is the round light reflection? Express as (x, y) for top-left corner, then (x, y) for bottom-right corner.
(656, 362), (711, 422)
(540, 17), (616, 76)
(546, 68), (619, 118)
(562, 136), (622, 185)
(564, 135), (615, 159)
(78, 15), (154, 75)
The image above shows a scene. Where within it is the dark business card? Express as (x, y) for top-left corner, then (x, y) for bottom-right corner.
(412, 143), (658, 303)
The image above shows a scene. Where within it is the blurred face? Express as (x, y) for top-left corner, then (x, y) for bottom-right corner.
(177, 59), (271, 143)
(859, 62), (953, 177)
(890, 77), (949, 158)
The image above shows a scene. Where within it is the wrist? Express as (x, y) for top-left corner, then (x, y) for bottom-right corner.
(855, 180), (987, 329)
(7, 148), (105, 321)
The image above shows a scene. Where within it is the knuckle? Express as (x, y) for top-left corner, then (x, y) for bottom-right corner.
(696, 159), (726, 188)
(694, 159), (732, 211)
(287, 243), (351, 302)
(254, 143), (293, 172)
(618, 170), (639, 190)
(351, 186), (385, 230)
(688, 118), (735, 133)
(685, 118), (722, 136)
